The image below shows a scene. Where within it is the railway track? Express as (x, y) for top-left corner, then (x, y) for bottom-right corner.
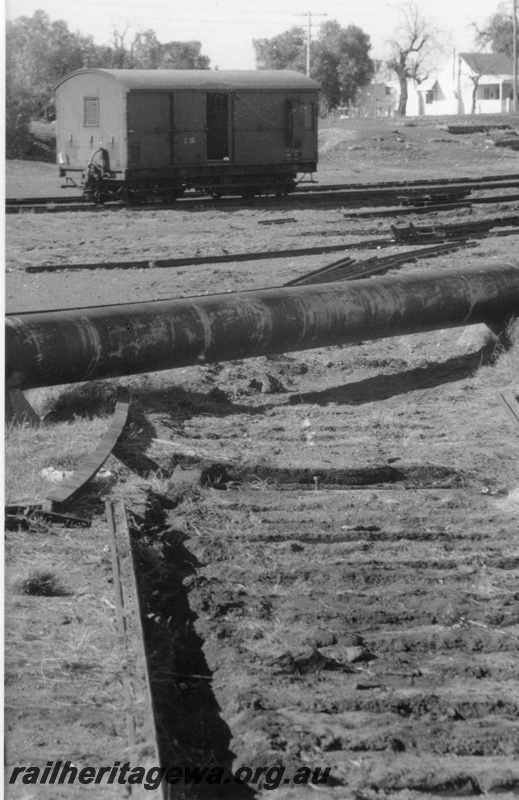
(25, 380), (515, 798)
(163, 471), (519, 796)
(6, 146), (519, 795)
(17, 213), (519, 278)
(6, 322), (518, 798)
(7, 173), (519, 214)
(74, 419), (518, 798)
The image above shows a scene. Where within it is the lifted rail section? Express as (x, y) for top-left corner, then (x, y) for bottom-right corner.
(6, 263), (519, 391)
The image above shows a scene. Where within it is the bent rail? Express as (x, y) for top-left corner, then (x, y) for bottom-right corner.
(6, 263), (519, 391)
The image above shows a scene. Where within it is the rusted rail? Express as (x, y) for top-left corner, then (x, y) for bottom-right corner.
(20, 215), (519, 276)
(105, 500), (164, 798)
(7, 173), (519, 207)
(7, 175), (519, 215)
(6, 263), (519, 391)
(47, 392), (130, 505)
(24, 239), (397, 274)
(391, 215), (519, 242)
(284, 241), (469, 286)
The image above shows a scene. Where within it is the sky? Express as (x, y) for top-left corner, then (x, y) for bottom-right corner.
(5, 0), (504, 70)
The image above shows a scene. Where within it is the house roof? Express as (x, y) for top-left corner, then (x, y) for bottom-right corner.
(418, 78), (438, 91)
(459, 52), (514, 76)
(54, 68), (318, 92)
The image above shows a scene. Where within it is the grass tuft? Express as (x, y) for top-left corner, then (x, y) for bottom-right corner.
(13, 568), (71, 597)
(43, 380), (118, 422)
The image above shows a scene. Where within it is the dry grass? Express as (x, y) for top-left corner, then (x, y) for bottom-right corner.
(12, 567), (71, 597)
(5, 414), (113, 504)
(5, 128), (519, 797)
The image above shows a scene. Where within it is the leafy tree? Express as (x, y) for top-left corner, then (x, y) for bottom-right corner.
(387, 2), (442, 115)
(5, 84), (34, 158)
(313, 21), (374, 110)
(104, 26), (211, 69)
(6, 11), (97, 110)
(474, 4), (515, 57)
(160, 41), (210, 69)
(6, 10), (99, 156)
(253, 27), (307, 72)
(253, 20), (373, 111)
(131, 30), (165, 68)
(6, 10), (211, 157)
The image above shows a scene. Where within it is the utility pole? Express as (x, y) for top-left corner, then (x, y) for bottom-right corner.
(513, 0), (518, 112)
(295, 11), (327, 77)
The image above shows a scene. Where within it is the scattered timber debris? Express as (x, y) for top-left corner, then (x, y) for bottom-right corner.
(258, 217), (296, 225)
(445, 124), (512, 134)
(151, 437), (235, 463)
(391, 215), (519, 243)
(5, 504), (90, 530)
(284, 241), (468, 287)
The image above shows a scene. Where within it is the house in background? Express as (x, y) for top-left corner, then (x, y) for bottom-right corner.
(354, 52), (517, 117)
(353, 62), (403, 117)
(421, 52), (517, 115)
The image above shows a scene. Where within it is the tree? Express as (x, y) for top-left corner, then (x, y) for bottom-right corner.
(474, 4), (515, 57)
(5, 84), (34, 158)
(108, 27), (135, 68)
(6, 11), (212, 157)
(6, 10), (99, 156)
(313, 21), (374, 110)
(466, 54), (490, 114)
(253, 27), (306, 72)
(253, 20), (374, 111)
(387, 2), (442, 115)
(6, 11), (97, 110)
(160, 41), (210, 70)
(125, 30), (211, 69)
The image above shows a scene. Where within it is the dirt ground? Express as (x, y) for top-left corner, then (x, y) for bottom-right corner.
(5, 115), (519, 798)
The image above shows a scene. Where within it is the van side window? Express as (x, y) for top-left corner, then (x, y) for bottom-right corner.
(84, 98), (99, 127)
(286, 101), (305, 146)
(304, 103), (315, 130)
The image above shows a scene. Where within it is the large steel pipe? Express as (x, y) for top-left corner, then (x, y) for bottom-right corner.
(6, 263), (519, 391)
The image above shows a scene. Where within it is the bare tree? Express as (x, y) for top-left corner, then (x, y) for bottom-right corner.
(464, 54), (490, 114)
(387, 3), (443, 115)
(110, 26), (134, 68)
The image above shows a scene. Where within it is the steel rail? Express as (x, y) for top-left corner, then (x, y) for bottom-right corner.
(6, 263), (519, 391)
(10, 242), (473, 317)
(21, 214), (519, 276)
(8, 191), (519, 216)
(284, 242), (469, 286)
(22, 238), (405, 274)
(7, 177), (519, 214)
(7, 173), (519, 207)
(344, 195), (519, 218)
(47, 391), (130, 505)
(105, 500), (164, 799)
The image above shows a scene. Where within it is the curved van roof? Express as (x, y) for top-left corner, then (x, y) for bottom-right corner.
(54, 68), (319, 92)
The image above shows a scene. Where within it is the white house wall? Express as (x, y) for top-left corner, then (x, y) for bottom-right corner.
(356, 53), (515, 118)
(424, 56), (513, 115)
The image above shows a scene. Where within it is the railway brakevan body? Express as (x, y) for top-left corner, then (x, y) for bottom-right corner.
(53, 68), (319, 202)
